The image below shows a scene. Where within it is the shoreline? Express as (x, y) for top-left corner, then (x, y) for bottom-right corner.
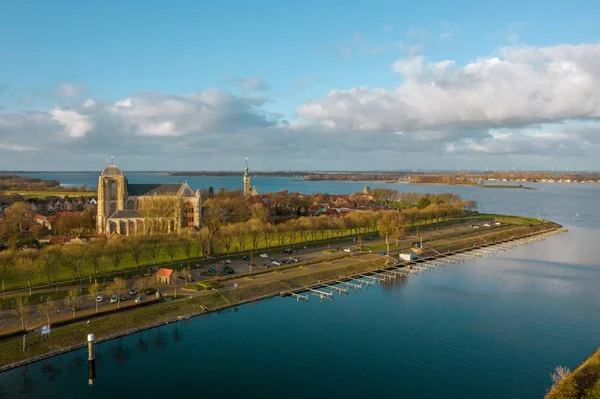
(0, 220), (562, 373)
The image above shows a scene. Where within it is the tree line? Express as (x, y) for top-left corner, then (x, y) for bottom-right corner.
(0, 198), (476, 294)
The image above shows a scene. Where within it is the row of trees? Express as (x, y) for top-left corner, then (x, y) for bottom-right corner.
(0, 200), (475, 294)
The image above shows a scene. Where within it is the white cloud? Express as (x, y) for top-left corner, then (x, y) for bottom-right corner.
(50, 109), (93, 137)
(297, 43), (600, 134)
(0, 143), (37, 152)
(228, 76), (269, 93)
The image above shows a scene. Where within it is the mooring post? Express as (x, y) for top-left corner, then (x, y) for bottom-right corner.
(87, 333), (96, 385)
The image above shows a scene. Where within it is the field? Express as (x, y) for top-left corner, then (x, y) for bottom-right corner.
(545, 348), (600, 398)
(3, 190), (97, 198)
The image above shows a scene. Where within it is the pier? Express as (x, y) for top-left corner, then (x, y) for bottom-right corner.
(279, 226), (566, 303)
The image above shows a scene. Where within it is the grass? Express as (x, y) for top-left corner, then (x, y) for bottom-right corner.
(3, 190), (97, 198)
(0, 291), (228, 369)
(546, 348), (600, 399)
(471, 213), (542, 225)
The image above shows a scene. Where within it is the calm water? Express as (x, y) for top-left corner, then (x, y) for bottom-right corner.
(1, 174), (599, 398)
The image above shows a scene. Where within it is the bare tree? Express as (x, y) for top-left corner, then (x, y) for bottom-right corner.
(17, 253), (38, 295)
(0, 251), (13, 299)
(163, 238), (179, 263)
(38, 298), (56, 326)
(216, 225), (235, 255)
(145, 236), (163, 265)
(39, 246), (63, 288)
(105, 241), (125, 271)
(247, 219), (263, 253)
(180, 267), (191, 288)
(89, 281), (101, 314)
(179, 236), (194, 267)
(233, 223), (250, 253)
(127, 237), (147, 268)
(109, 277), (127, 309)
(62, 245), (87, 281)
(133, 277), (148, 300)
(13, 296), (28, 331)
(262, 224), (275, 250)
(65, 288), (80, 319)
(87, 241), (106, 275)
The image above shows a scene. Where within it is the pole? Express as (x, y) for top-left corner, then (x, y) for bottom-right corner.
(22, 335), (26, 353)
(88, 334), (96, 385)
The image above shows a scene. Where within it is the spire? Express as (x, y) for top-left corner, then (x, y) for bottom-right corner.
(244, 157), (249, 175)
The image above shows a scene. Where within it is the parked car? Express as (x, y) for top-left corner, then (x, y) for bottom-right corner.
(483, 223), (491, 227)
(272, 259), (282, 266)
(96, 295), (104, 302)
(242, 256), (250, 261)
(192, 263), (202, 269)
(221, 266), (234, 275)
(283, 248), (293, 254)
(290, 257), (299, 262)
(343, 248), (353, 252)
(129, 289), (137, 296)
(208, 267), (217, 274)
(259, 253), (269, 258)
(282, 259), (291, 264)
(110, 295), (118, 303)
(262, 263), (269, 268)
(219, 259), (232, 264)
(145, 288), (157, 295)
(135, 296), (146, 303)
(71, 305), (81, 311)
(121, 294), (129, 301)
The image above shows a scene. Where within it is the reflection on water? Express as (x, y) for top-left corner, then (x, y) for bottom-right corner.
(0, 183), (599, 398)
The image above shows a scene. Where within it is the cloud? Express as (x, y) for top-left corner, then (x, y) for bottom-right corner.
(228, 76), (269, 93)
(291, 76), (323, 91)
(297, 43), (600, 134)
(0, 143), (37, 152)
(55, 82), (86, 98)
(50, 109), (94, 137)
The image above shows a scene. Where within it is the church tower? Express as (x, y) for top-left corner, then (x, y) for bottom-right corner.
(97, 161), (127, 234)
(243, 158), (251, 197)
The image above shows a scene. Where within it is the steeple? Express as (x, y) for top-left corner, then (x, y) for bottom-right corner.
(243, 157), (251, 197)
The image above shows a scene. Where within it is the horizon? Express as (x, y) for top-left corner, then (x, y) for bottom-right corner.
(1, 1), (600, 171)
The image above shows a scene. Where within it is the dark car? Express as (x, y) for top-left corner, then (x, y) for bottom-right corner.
(283, 248), (293, 254)
(221, 266), (234, 275)
(145, 288), (157, 295)
(282, 259), (291, 264)
(208, 267), (217, 274)
(242, 256), (250, 261)
(262, 263), (269, 268)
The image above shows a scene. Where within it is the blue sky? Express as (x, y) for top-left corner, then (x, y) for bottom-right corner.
(1, 0), (599, 171)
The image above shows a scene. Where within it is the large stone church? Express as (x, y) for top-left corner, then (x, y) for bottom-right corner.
(96, 163), (201, 235)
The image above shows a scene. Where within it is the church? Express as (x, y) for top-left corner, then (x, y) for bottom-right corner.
(96, 163), (202, 235)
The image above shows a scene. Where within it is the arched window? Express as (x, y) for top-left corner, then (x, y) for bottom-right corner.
(127, 199), (135, 210)
(109, 202), (117, 215)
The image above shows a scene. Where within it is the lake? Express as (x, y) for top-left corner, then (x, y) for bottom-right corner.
(0, 173), (598, 398)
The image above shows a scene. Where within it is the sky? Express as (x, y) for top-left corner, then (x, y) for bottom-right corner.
(0, 0), (599, 172)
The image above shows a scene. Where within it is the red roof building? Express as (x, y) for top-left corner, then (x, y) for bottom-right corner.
(155, 268), (174, 284)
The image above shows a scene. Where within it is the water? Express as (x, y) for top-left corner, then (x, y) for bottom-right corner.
(0, 174), (599, 398)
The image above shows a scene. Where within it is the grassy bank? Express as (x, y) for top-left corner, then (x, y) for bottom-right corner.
(0, 291), (227, 371)
(3, 190), (97, 198)
(546, 348), (600, 399)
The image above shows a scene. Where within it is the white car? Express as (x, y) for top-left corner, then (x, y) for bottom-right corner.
(483, 223), (491, 227)
(96, 295), (104, 302)
(259, 253), (269, 258)
(271, 260), (282, 266)
(343, 248), (353, 252)
(110, 295), (118, 303)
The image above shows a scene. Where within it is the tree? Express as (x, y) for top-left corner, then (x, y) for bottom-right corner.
(417, 197), (431, 210)
(39, 246), (63, 288)
(250, 203), (268, 222)
(216, 225), (235, 255)
(163, 238), (179, 263)
(0, 202), (34, 245)
(65, 288), (80, 318)
(62, 245), (87, 281)
(105, 241), (125, 271)
(127, 237), (147, 268)
(87, 241), (106, 275)
(145, 236), (163, 265)
(109, 277), (127, 309)
(13, 296), (28, 331)
(133, 277), (149, 300)
(89, 281), (101, 314)
(180, 267), (191, 288)
(262, 224), (275, 250)
(38, 298), (56, 326)
(232, 223), (250, 253)
(377, 211), (405, 257)
(170, 270), (179, 298)
(274, 224), (288, 248)
(17, 253), (38, 295)
(0, 251), (13, 299)
(179, 236), (194, 267)
(247, 219), (263, 253)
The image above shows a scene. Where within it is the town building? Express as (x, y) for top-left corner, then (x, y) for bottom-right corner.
(96, 162), (202, 235)
(243, 158), (259, 197)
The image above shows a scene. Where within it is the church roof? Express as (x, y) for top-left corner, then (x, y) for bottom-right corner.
(109, 209), (142, 218)
(101, 164), (123, 176)
(127, 183), (162, 196)
(145, 183), (186, 196)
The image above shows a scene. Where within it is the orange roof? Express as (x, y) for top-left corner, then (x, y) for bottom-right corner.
(156, 268), (173, 277)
